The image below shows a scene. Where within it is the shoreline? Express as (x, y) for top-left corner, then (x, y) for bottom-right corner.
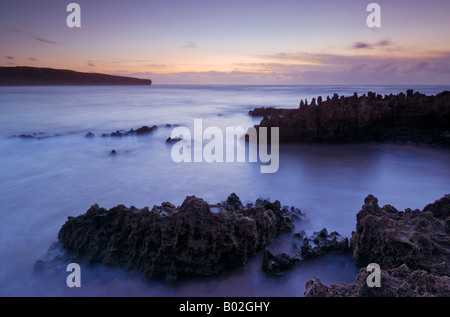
(36, 193), (450, 297)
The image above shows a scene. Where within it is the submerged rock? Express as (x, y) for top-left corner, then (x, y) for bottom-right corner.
(43, 193), (296, 283)
(165, 136), (181, 143)
(262, 228), (350, 276)
(261, 249), (300, 276)
(103, 125), (158, 137)
(297, 228), (350, 260)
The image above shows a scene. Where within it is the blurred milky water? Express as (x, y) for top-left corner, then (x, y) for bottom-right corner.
(0, 85), (449, 296)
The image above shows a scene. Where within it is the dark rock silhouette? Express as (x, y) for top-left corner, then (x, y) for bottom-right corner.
(262, 249), (300, 276)
(165, 136), (180, 143)
(351, 194), (450, 276)
(13, 132), (62, 140)
(306, 194), (450, 297)
(262, 228), (350, 276)
(0, 66), (152, 86)
(297, 228), (350, 260)
(48, 194), (296, 283)
(104, 125), (157, 137)
(250, 90), (450, 147)
(305, 264), (450, 297)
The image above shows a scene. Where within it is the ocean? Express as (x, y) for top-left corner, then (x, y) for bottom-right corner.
(0, 84), (449, 296)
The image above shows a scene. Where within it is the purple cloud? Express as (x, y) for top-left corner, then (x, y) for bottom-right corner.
(182, 42), (197, 48)
(9, 29), (60, 45)
(5, 56), (15, 60)
(352, 39), (393, 50)
(353, 42), (373, 49)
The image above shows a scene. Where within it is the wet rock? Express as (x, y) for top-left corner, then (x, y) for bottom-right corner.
(13, 132), (60, 140)
(85, 132), (95, 137)
(18, 134), (34, 139)
(222, 193), (244, 212)
(251, 90), (450, 148)
(248, 107), (283, 117)
(306, 194), (450, 297)
(103, 125), (157, 137)
(262, 228), (350, 276)
(298, 228), (350, 260)
(304, 264), (450, 297)
(136, 125), (157, 135)
(166, 136), (181, 143)
(110, 150), (117, 155)
(44, 194), (297, 283)
(111, 130), (123, 137)
(351, 194), (450, 276)
(261, 249), (300, 276)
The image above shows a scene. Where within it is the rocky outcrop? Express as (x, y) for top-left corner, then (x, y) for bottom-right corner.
(251, 90), (450, 147)
(262, 228), (350, 276)
(305, 264), (450, 297)
(102, 125), (158, 137)
(261, 249), (300, 276)
(296, 228), (350, 260)
(351, 194), (450, 276)
(306, 194), (450, 297)
(51, 194), (296, 283)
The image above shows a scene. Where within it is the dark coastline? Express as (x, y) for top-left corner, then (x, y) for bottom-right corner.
(0, 66), (152, 86)
(250, 90), (450, 149)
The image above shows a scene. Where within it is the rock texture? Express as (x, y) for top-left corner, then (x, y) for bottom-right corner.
(53, 194), (296, 283)
(250, 90), (450, 147)
(262, 228), (350, 276)
(305, 264), (450, 297)
(306, 194), (450, 297)
(351, 194), (450, 276)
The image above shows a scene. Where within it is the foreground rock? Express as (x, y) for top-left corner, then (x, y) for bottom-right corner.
(46, 194), (296, 283)
(351, 194), (450, 276)
(305, 264), (450, 297)
(251, 90), (450, 148)
(306, 194), (450, 297)
(262, 228), (350, 276)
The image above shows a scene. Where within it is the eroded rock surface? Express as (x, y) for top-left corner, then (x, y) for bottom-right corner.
(305, 264), (450, 297)
(306, 194), (450, 297)
(44, 193), (296, 283)
(351, 194), (450, 276)
(251, 90), (450, 147)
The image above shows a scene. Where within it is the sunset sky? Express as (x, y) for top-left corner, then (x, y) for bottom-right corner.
(2, 0), (450, 84)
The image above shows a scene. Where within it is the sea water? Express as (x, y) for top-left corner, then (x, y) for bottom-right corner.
(0, 85), (449, 296)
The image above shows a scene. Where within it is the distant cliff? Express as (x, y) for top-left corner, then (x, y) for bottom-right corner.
(0, 66), (151, 86)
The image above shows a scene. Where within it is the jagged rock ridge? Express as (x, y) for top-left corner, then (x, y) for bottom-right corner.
(250, 90), (450, 147)
(46, 194), (297, 283)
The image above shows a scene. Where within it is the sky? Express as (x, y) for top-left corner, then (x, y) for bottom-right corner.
(1, 0), (450, 84)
